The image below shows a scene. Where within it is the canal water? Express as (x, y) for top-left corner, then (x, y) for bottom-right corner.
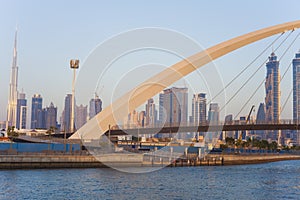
(0, 160), (299, 200)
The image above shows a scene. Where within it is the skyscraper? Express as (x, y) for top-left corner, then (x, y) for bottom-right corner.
(293, 51), (300, 122)
(89, 94), (102, 119)
(208, 103), (219, 124)
(45, 102), (57, 129)
(159, 87), (188, 125)
(76, 104), (87, 129)
(292, 51), (300, 145)
(31, 94), (43, 129)
(63, 94), (73, 132)
(6, 30), (18, 129)
(256, 103), (266, 124)
(265, 52), (280, 141)
(191, 93), (207, 124)
(16, 92), (27, 129)
(265, 52), (280, 122)
(145, 98), (157, 127)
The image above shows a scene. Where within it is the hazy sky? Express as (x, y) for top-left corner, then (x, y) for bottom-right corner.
(1, 0), (300, 123)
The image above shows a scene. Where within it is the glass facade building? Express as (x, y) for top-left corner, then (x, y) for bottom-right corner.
(159, 87), (188, 125)
(16, 93), (27, 129)
(191, 93), (207, 124)
(31, 94), (43, 129)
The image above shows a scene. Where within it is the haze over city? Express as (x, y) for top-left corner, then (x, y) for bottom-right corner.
(1, 0), (300, 123)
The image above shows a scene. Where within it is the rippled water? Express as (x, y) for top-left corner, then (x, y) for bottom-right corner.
(0, 160), (300, 200)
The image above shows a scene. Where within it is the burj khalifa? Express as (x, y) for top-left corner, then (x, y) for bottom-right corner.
(6, 29), (18, 129)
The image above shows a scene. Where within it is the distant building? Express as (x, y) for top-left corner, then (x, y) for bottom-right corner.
(159, 87), (188, 125)
(265, 52), (280, 141)
(292, 51), (300, 145)
(145, 98), (157, 127)
(63, 94), (73, 132)
(6, 30), (18, 129)
(31, 94), (43, 129)
(256, 103), (266, 139)
(45, 102), (57, 130)
(124, 110), (140, 128)
(191, 93), (206, 124)
(208, 103), (219, 124)
(89, 95), (102, 119)
(76, 104), (87, 129)
(265, 52), (280, 122)
(223, 114), (234, 139)
(256, 103), (266, 124)
(16, 92), (27, 129)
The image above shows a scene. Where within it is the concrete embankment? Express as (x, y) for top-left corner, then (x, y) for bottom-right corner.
(0, 153), (299, 169)
(0, 153), (144, 169)
(222, 154), (300, 165)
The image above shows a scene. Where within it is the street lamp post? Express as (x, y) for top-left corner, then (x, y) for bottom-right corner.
(70, 59), (79, 133)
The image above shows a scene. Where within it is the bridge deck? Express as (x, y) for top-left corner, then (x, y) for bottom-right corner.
(106, 123), (300, 136)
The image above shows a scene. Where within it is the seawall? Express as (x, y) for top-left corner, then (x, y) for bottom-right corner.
(0, 153), (299, 169)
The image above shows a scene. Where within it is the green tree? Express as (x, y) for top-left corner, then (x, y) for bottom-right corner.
(225, 137), (235, 147)
(7, 126), (18, 138)
(269, 141), (278, 151)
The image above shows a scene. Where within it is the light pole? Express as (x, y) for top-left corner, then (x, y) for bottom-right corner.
(70, 59), (79, 133)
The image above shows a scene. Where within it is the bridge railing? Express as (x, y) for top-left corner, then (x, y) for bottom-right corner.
(118, 119), (299, 130)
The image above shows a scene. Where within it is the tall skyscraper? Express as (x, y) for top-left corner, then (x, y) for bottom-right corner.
(6, 30), (19, 129)
(265, 52), (280, 141)
(16, 92), (27, 129)
(292, 51), (300, 145)
(145, 98), (157, 127)
(208, 103), (219, 124)
(293, 51), (300, 122)
(31, 94), (43, 129)
(159, 87), (188, 125)
(45, 102), (57, 129)
(89, 94), (102, 119)
(63, 94), (73, 132)
(76, 104), (87, 129)
(191, 93), (207, 124)
(265, 52), (280, 122)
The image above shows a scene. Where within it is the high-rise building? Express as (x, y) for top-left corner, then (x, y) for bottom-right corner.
(265, 52), (280, 122)
(31, 94), (43, 129)
(191, 93), (207, 124)
(224, 114), (234, 139)
(265, 52), (280, 141)
(89, 94), (102, 119)
(76, 104), (87, 129)
(256, 103), (266, 139)
(63, 94), (73, 132)
(145, 98), (157, 127)
(293, 51), (300, 121)
(256, 103), (266, 124)
(208, 103), (219, 124)
(159, 87), (188, 125)
(292, 51), (300, 145)
(16, 92), (27, 129)
(45, 102), (57, 130)
(6, 30), (18, 129)
(124, 110), (140, 128)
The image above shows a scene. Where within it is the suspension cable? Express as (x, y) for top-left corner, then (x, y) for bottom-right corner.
(207, 32), (284, 105)
(281, 88), (293, 114)
(234, 79), (265, 119)
(219, 30), (294, 113)
(233, 30), (300, 119)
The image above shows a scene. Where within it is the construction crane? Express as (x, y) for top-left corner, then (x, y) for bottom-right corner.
(246, 105), (255, 124)
(238, 105), (255, 141)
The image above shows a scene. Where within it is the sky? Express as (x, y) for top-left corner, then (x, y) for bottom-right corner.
(1, 0), (300, 125)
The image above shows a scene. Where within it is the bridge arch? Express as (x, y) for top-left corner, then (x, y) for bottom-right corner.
(70, 20), (300, 140)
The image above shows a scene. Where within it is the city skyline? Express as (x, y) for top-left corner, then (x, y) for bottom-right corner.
(1, 1), (300, 122)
